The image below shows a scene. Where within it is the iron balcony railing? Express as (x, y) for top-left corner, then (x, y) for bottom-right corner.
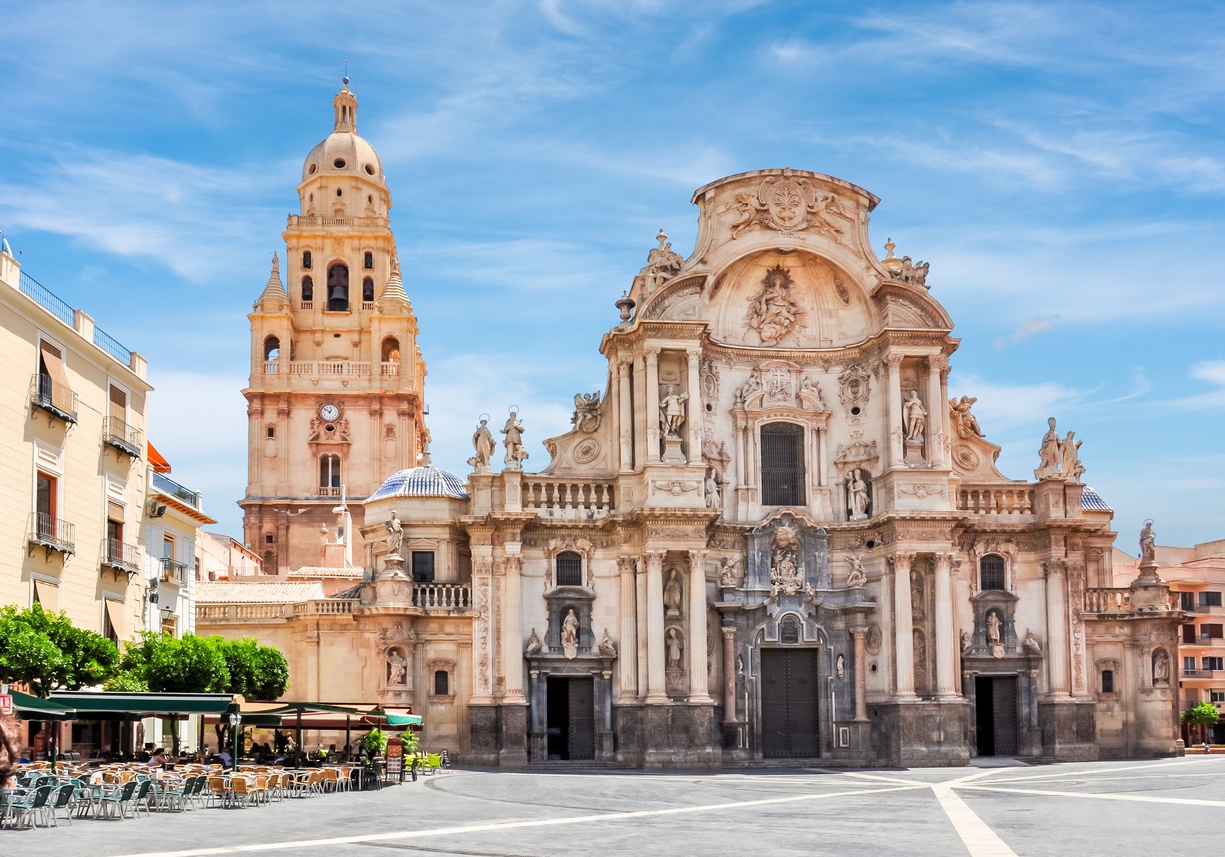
(19, 270), (133, 366)
(161, 556), (189, 585)
(29, 373), (78, 423)
(27, 513), (75, 556)
(103, 417), (143, 458)
(102, 539), (141, 575)
(151, 471), (202, 509)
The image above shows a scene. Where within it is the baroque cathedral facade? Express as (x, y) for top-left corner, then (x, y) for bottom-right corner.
(206, 83), (1184, 768)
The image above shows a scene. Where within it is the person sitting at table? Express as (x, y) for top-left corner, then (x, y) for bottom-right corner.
(148, 747), (168, 767)
(216, 748), (233, 768)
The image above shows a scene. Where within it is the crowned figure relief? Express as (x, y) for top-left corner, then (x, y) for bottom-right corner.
(745, 266), (803, 345)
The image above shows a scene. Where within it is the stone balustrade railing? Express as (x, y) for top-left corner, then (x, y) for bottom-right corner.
(196, 603), (288, 622)
(412, 583), (471, 610)
(1084, 588), (1131, 613)
(957, 485), (1035, 517)
(292, 599), (357, 616)
(522, 478), (615, 520)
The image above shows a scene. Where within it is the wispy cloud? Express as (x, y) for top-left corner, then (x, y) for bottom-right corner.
(994, 314), (1057, 350)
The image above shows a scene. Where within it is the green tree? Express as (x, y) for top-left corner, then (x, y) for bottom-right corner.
(1182, 700), (1220, 742)
(147, 634), (230, 694)
(0, 604), (117, 696)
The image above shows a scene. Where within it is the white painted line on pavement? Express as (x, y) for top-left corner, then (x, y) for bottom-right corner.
(931, 783), (1019, 857)
(108, 783), (930, 857)
(959, 784), (1225, 808)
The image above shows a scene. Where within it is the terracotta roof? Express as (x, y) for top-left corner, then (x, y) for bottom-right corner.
(195, 581), (324, 604)
(290, 566), (365, 579)
(1082, 486), (1112, 511)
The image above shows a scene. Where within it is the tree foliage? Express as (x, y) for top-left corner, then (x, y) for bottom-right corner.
(1182, 700), (1220, 728)
(0, 604), (119, 696)
(221, 637), (289, 701)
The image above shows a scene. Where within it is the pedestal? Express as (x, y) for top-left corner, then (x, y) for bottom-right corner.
(903, 437), (926, 467)
(661, 435), (686, 465)
(378, 553), (407, 581)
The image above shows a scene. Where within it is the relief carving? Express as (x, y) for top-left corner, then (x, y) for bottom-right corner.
(571, 392), (601, 433)
(725, 175), (851, 240)
(744, 266), (804, 346)
(838, 363), (872, 411)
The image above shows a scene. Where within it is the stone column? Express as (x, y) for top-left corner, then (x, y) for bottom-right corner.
(635, 559), (648, 699)
(927, 356), (946, 467)
(721, 627), (737, 719)
(502, 554), (525, 704)
(1045, 559), (1070, 697)
(617, 556), (639, 702)
(645, 349), (661, 463)
(686, 349), (703, 463)
(893, 552), (917, 698)
(934, 553), (957, 697)
(886, 354), (905, 467)
(851, 627), (869, 721)
(645, 551), (668, 702)
(618, 358), (633, 471)
(632, 355), (647, 469)
(471, 556), (495, 705)
(688, 550), (712, 703)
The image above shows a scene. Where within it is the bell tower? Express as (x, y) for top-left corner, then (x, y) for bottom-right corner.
(241, 79), (428, 575)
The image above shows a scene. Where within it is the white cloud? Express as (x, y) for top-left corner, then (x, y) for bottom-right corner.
(994, 314), (1057, 350)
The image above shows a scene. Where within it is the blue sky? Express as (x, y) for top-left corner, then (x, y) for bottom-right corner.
(3, 1), (1223, 552)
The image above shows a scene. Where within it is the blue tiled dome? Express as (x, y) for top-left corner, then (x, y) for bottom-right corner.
(367, 466), (468, 501)
(1081, 485), (1111, 511)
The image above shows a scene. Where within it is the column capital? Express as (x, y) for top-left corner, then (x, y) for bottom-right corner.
(616, 555), (636, 574)
(721, 626), (737, 640)
(850, 626), (867, 640)
(929, 354), (948, 372)
(886, 353), (906, 370)
(890, 551), (916, 571)
(644, 347), (661, 363)
(934, 552), (954, 572)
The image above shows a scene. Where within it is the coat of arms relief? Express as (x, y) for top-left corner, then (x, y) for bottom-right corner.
(725, 176), (852, 240)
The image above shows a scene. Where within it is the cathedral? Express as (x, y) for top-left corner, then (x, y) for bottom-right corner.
(204, 82), (1185, 768)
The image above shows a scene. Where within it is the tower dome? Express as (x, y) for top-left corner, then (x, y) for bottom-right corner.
(301, 78), (386, 186)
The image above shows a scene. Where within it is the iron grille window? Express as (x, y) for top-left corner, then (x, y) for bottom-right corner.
(1101, 670), (1114, 693)
(411, 551), (435, 583)
(980, 555), (1006, 591)
(434, 670), (449, 695)
(556, 551), (582, 587)
(760, 423), (805, 506)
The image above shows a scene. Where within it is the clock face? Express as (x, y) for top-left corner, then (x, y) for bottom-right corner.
(320, 403), (340, 421)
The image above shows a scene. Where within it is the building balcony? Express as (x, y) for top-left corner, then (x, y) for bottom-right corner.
(521, 476), (616, 520)
(257, 360), (417, 392)
(1180, 669), (1218, 680)
(151, 471), (202, 510)
(29, 374), (78, 424)
(318, 486), (342, 497)
(103, 417), (143, 458)
(412, 583), (472, 610)
(160, 556), (189, 585)
(27, 513), (75, 558)
(101, 539), (142, 577)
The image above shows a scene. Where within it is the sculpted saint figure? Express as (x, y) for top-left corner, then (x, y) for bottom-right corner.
(1153, 649), (1170, 685)
(663, 568), (683, 615)
(666, 627), (684, 667)
(598, 629), (617, 658)
(1036, 417), (1061, 477)
(386, 649), (408, 685)
(501, 410), (529, 468)
(705, 470), (721, 509)
(903, 390), (927, 441)
(659, 385), (688, 438)
(985, 611), (1002, 646)
(848, 468), (869, 520)
(470, 418), (495, 469)
(1061, 431), (1084, 481)
(719, 555), (743, 587)
(385, 511), (403, 557)
(571, 392), (601, 433)
(561, 609), (580, 660)
(1140, 520), (1156, 562)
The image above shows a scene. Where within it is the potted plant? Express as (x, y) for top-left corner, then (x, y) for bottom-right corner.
(360, 728), (388, 767)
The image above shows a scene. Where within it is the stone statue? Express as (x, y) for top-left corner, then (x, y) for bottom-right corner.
(736, 367), (763, 405)
(1023, 630), (1042, 655)
(949, 396), (983, 437)
(745, 265), (803, 345)
(985, 611), (1002, 646)
(386, 649), (407, 685)
(768, 524), (804, 598)
(561, 609), (580, 660)
(663, 568), (682, 616)
(845, 554), (867, 587)
(960, 630), (971, 652)
(1061, 431), (1084, 481)
(385, 511), (403, 557)
(848, 468), (870, 521)
(718, 555), (743, 587)
(501, 410), (529, 469)
(1140, 520), (1156, 561)
(525, 628), (543, 657)
(659, 385), (688, 438)
(1152, 648), (1170, 686)
(1036, 417), (1061, 479)
(598, 629), (617, 658)
(666, 626), (684, 667)
(903, 390), (927, 441)
(571, 392), (601, 433)
(702, 435), (730, 477)
(705, 470), (721, 509)
(646, 229), (684, 286)
(797, 375), (824, 410)
(469, 418), (496, 470)
(835, 653), (846, 680)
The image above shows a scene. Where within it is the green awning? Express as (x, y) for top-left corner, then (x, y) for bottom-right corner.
(48, 691), (237, 717)
(384, 712), (422, 726)
(10, 690), (76, 721)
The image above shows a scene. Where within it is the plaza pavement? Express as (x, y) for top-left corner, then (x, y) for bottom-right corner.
(5, 756), (1225, 857)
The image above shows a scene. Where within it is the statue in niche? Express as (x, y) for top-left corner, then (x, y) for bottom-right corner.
(525, 629), (543, 657)
(571, 391), (601, 433)
(985, 610), (1005, 659)
(1035, 417), (1061, 479)
(960, 630), (971, 652)
(913, 630), (927, 688)
(744, 266), (803, 345)
(1140, 520), (1157, 562)
(1152, 648), (1170, 686)
(663, 569), (683, 616)
(836, 653), (846, 680)
(911, 570), (926, 620)
(386, 649), (408, 685)
(501, 409), (529, 469)
(385, 511), (403, 557)
(719, 555), (743, 587)
(949, 396), (984, 437)
(666, 626), (684, 667)
(598, 630), (617, 658)
(769, 524), (804, 598)
(847, 468), (870, 521)
(561, 609), (580, 660)
(1061, 431), (1084, 482)
(903, 390), (927, 441)
(705, 470), (722, 509)
(845, 554), (867, 588)
(700, 357), (719, 400)
(469, 418), (496, 470)
(1023, 630), (1042, 655)
(659, 385), (687, 438)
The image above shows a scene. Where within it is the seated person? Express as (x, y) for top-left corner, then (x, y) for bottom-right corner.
(148, 747), (168, 767)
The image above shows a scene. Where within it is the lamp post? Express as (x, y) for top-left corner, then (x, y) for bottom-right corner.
(228, 712), (242, 769)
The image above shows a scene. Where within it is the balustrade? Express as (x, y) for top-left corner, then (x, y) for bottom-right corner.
(957, 485), (1035, 517)
(412, 583), (471, 610)
(521, 478), (615, 519)
(1084, 588), (1131, 613)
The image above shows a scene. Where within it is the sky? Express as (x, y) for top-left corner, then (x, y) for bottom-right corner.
(2, 0), (1223, 553)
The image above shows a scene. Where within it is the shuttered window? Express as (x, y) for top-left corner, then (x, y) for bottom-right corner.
(556, 551), (582, 587)
(760, 423), (804, 506)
